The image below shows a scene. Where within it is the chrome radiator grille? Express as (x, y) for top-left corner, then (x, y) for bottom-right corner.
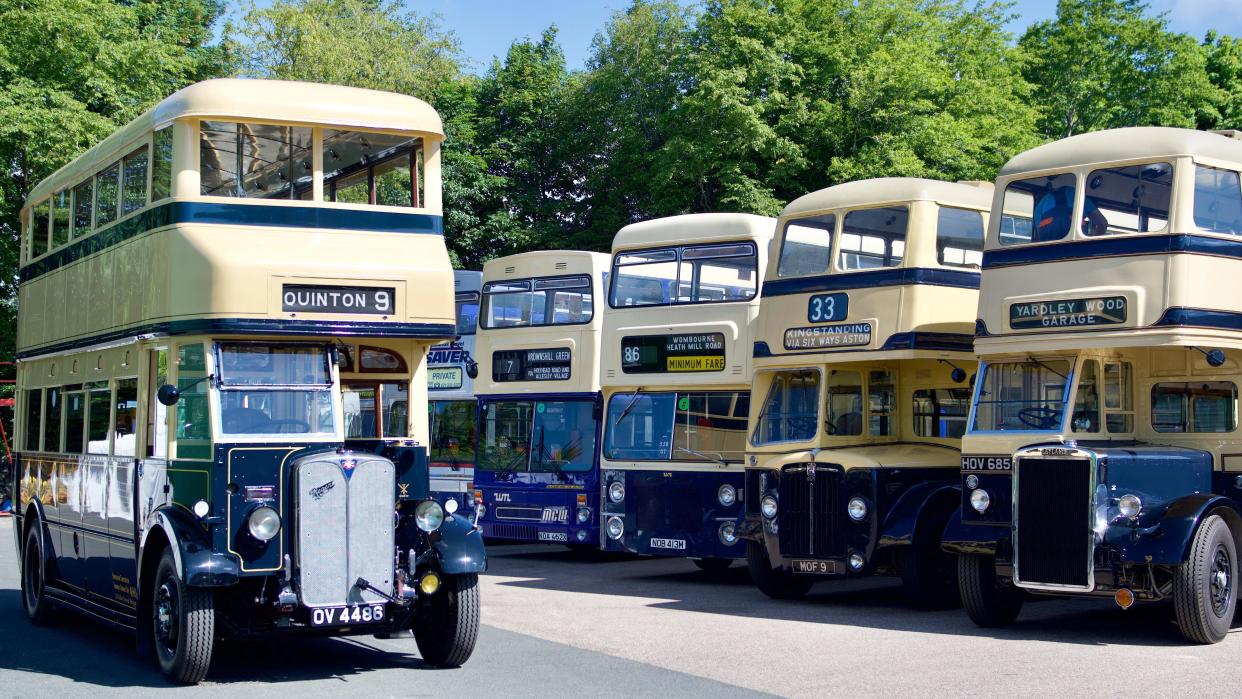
(296, 454), (395, 607)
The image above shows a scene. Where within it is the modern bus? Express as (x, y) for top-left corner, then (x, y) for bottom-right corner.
(742, 178), (991, 606)
(945, 127), (1242, 643)
(600, 214), (773, 570)
(12, 79), (484, 682)
(426, 270), (482, 509)
(473, 251), (609, 547)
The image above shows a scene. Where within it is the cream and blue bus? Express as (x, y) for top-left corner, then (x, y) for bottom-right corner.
(426, 270), (482, 510)
(945, 127), (1242, 643)
(600, 214), (773, 570)
(473, 251), (609, 547)
(742, 178), (991, 606)
(12, 79), (484, 682)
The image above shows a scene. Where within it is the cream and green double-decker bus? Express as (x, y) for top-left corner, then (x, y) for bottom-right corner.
(13, 79), (484, 682)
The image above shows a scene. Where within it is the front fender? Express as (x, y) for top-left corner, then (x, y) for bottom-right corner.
(941, 506), (1005, 555)
(1115, 494), (1242, 566)
(878, 482), (959, 548)
(433, 513), (488, 574)
(142, 507), (241, 587)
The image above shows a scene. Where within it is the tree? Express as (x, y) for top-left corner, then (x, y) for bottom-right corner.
(1020, 0), (1216, 137)
(1202, 31), (1242, 131)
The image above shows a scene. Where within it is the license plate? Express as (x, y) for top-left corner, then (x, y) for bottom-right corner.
(538, 531), (567, 542)
(792, 559), (838, 575)
(650, 538), (686, 550)
(310, 603), (386, 627)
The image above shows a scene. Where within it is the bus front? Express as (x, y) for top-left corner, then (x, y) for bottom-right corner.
(949, 127), (1242, 644)
(426, 270), (482, 511)
(743, 178), (989, 606)
(473, 251), (608, 547)
(599, 214), (773, 569)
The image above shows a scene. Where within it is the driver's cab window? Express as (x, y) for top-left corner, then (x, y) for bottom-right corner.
(826, 370), (863, 436)
(174, 342), (212, 458)
(1104, 361), (1134, 432)
(1071, 359), (1100, 433)
(868, 370), (896, 436)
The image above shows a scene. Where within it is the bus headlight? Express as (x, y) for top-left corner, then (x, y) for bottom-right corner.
(415, 500), (445, 532)
(760, 495), (778, 519)
(608, 481), (625, 504)
(970, 489), (991, 513)
(444, 498), (459, 515)
(718, 521), (738, 545)
(717, 484), (737, 507)
(847, 497), (868, 521)
(247, 506), (281, 541)
(1118, 494), (1143, 519)
(965, 474), (979, 489)
(577, 507), (591, 524)
(606, 516), (625, 540)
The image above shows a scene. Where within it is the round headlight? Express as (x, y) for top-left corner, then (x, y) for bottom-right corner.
(606, 516), (624, 540)
(717, 484), (737, 507)
(247, 506), (281, 541)
(193, 500), (211, 518)
(760, 495), (778, 519)
(965, 474), (979, 489)
(718, 521), (738, 545)
(1118, 494), (1142, 519)
(608, 481), (625, 503)
(970, 489), (991, 513)
(848, 553), (865, 571)
(577, 506), (591, 524)
(415, 500), (446, 532)
(444, 498), (459, 515)
(847, 497), (868, 521)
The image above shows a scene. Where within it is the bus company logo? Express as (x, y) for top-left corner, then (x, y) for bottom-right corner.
(783, 323), (873, 351)
(542, 507), (569, 523)
(1009, 296), (1127, 329)
(309, 480), (335, 500)
(428, 346), (466, 365)
(961, 456), (1012, 472)
(806, 463), (816, 482)
(494, 492), (512, 502)
(1040, 447), (1076, 457)
(538, 531), (568, 542)
(650, 538), (686, 550)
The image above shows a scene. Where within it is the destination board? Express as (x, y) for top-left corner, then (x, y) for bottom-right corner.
(621, 333), (726, 373)
(1009, 296), (1127, 329)
(493, 347), (572, 382)
(783, 322), (873, 351)
(807, 293), (849, 323)
(282, 284), (394, 315)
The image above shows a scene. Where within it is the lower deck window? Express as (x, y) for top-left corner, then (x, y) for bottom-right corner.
(479, 399), (597, 473)
(343, 382), (408, 438)
(912, 388), (971, 438)
(430, 400), (477, 469)
(605, 391), (749, 462)
(1151, 382), (1237, 433)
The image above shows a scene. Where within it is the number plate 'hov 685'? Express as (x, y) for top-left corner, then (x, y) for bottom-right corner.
(310, 603), (386, 627)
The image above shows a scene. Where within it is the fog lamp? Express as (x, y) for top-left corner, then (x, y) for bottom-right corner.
(415, 500), (445, 532)
(1114, 587), (1136, 610)
(965, 474), (979, 489)
(848, 553), (865, 571)
(760, 495), (779, 519)
(718, 484), (737, 507)
(608, 481), (625, 504)
(247, 506), (281, 541)
(445, 498), (459, 515)
(847, 497), (868, 521)
(1118, 494), (1142, 519)
(577, 506), (591, 524)
(193, 500), (211, 518)
(606, 516), (625, 540)
(970, 489), (991, 513)
(718, 521), (738, 546)
(576, 530), (588, 542)
(419, 572), (441, 595)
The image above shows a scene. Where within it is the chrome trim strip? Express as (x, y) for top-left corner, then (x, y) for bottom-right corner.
(1011, 445), (1097, 593)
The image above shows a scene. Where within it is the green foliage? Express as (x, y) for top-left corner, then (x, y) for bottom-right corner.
(1203, 31), (1242, 130)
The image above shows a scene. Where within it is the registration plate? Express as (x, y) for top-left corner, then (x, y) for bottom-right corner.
(650, 538), (686, 550)
(538, 531), (568, 542)
(310, 603), (386, 627)
(792, 559), (838, 575)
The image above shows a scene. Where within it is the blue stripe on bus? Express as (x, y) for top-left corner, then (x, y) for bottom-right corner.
(17, 318), (455, 360)
(761, 268), (980, 297)
(19, 201), (444, 283)
(981, 234), (1242, 270)
(753, 332), (974, 358)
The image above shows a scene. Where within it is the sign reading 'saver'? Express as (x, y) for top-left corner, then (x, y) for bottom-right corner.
(283, 284), (395, 314)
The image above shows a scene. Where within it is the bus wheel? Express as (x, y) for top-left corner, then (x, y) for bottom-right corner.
(21, 525), (54, 625)
(746, 541), (812, 600)
(899, 508), (961, 610)
(1174, 514), (1237, 644)
(958, 553), (1023, 627)
(151, 549), (215, 684)
(414, 573), (480, 667)
(692, 558), (733, 574)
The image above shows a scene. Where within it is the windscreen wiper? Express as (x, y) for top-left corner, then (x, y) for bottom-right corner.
(613, 389), (643, 426)
(676, 446), (729, 468)
(1025, 356), (1068, 380)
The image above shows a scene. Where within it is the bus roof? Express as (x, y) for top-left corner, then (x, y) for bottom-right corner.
(612, 213), (775, 251)
(999, 127), (1242, 177)
(454, 270), (483, 293)
(26, 79), (443, 206)
(781, 178), (993, 219)
(481, 250), (610, 281)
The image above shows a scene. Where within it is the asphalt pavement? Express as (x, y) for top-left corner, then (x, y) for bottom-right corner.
(0, 517), (1237, 697)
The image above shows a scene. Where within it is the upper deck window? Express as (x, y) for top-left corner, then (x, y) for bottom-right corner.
(51, 190), (70, 249)
(838, 207), (907, 270)
(936, 207), (984, 267)
(1193, 165), (1242, 235)
(200, 121), (313, 199)
(999, 173), (1076, 245)
(30, 200), (50, 260)
(324, 130), (421, 207)
(610, 242), (758, 307)
(72, 179), (93, 237)
(777, 215), (834, 277)
(95, 161), (120, 227)
(455, 292), (480, 336)
(151, 127), (173, 202)
(121, 147), (149, 216)
(1081, 163), (1172, 236)
(481, 275), (594, 328)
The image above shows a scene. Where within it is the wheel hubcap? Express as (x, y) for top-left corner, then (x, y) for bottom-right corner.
(155, 580), (179, 657)
(1210, 547), (1232, 617)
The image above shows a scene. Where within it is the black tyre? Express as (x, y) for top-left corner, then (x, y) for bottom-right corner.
(21, 525), (54, 625)
(899, 506), (961, 610)
(1173, 514), (1237, 644)
(692, 558), (734, 574)
(151, 549), (215, 684)
(746, 541), (813, 600)
(958, 553), (1024, 627)
(414, 573), (480, 667)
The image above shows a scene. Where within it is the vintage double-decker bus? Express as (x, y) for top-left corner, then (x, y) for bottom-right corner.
(742, 178), (991, 606)
(426, 270), (482, 509)
(12, 79), (485, 682)
(600, 214), (773, 570)
(473, 251), (609, 547)
(946, 127), (1242, 643)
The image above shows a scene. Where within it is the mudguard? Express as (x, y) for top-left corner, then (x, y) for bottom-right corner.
(1116, 494), (1242, 566)
(142, 506), (241, 587)
(879, 482), (959, 548)
(940, 506), (1005, 555)
(433, 513), (488, 574)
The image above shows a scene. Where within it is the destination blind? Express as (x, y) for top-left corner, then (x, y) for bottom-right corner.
(783, 322), (873, 350)
(282, 284), (395, 315)
(621, 333), (726, 373)
(493, 347), (572, 382)
(1009, 296), (1127, 329)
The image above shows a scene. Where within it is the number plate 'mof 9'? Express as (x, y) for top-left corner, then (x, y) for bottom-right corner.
(807, 293), (848, 323)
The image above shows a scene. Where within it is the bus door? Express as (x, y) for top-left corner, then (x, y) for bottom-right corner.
(82, 379), (114, 599)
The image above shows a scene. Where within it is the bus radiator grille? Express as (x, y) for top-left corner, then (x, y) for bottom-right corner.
(484, 523), (538, 541)
(777, 464), (841, 558)
(1015, 457), (1091, 587)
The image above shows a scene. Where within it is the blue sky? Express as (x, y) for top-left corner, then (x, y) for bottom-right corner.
(416, 0), (1241, 73)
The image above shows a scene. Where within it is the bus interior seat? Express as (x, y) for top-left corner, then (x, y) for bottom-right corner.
(836, 412), (863, 435)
